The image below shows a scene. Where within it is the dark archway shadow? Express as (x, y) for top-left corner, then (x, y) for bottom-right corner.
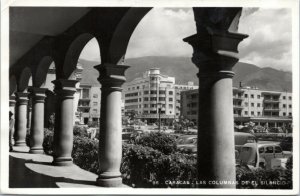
(9, 156), (96, 188)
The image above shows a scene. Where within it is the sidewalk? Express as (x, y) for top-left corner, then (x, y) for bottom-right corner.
(9, 146), (99, 188)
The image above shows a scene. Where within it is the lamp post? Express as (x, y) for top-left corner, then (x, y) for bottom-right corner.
(158, 102), (161, 132)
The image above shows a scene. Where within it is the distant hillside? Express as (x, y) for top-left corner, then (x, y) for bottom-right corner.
(79, 56), (292, 92)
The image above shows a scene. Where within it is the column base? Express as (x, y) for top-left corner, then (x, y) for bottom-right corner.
(52, 157), (73, 166)
(29, 147), (44, 154)
(14, 141), (26, 146)
(96, 176), (123, 187)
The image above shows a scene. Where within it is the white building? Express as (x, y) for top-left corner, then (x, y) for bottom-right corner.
(122, 68), (198, 124)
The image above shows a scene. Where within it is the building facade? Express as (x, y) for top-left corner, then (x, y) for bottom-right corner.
(76, 84), (101, 124)
(181, 87), (293, 127)
(122, 68), (198, 124)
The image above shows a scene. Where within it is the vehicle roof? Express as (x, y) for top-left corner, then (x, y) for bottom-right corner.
(177, 135), (197, 139)
(234, 132), (255, 136)
(242, 143), (280, 148)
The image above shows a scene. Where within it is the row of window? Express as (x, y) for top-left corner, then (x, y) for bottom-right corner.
(243, 102), (292, 108)
(143, 104), (174, 109)
(242, 111), (292, 116)
(243, 93), (292, 100)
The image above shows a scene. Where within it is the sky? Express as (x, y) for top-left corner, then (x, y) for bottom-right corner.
(79, 8), (292, 72)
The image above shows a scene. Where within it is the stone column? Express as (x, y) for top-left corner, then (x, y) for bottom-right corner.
(9, 95), (16, 145)
(52, 79), (78, 166)
(28, 87), (47, 154)
(184, 30), (247, 188)
(14, 92), (29, 146)
(95, 63), (129, 187)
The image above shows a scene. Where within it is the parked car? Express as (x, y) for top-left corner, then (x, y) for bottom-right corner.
(237, 143), (292, 169)
(234, 132), (256, 157)
(280, 135), (293, 151)
(176, 135), (197, 154)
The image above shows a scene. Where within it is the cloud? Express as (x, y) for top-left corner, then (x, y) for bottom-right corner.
(238, 8), (292, 71)
(79, 8), (292, 72)
(125, 8), (196, 58)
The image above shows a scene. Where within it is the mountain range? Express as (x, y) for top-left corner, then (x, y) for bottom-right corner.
(79, 56), (292, 92)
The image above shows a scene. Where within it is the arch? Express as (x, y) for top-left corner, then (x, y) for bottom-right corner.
(17, 67), (32, 92)
(9, 75), (17, 96)
(104, 8), (152, 64)
(34, 56), (55, 87)
(63, 33), (96, 79)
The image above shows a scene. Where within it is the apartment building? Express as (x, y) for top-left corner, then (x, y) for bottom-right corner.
(76, 84), (101, 124)
(181, 87), (292, 127)
(122, 68), (198, 124)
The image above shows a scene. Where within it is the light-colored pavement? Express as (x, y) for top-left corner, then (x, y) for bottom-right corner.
(9, 146), (127, 188)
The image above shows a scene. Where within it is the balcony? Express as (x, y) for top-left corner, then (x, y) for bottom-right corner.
(263, 98), (280, 103)
(78, 105), (90, 109)
(263, 107), (280, 111)
(232, 96), (243, 101)
(233, 105), (243, 110)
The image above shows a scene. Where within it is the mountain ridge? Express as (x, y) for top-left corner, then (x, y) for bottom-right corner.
(79, 56), (292, 92)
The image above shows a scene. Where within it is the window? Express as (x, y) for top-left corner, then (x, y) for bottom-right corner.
(169, 91), (173, 95)
(289, 105), (292, 108)
(144, 91), (149, 95)
(93, 94), (98, 98)
(159, 90), (164, 94)
(169, 104), (173, 108)
(159, 97), (165, 101)
(139, 98), (141, 102)
(144, 97), (149, 101)
(265, 147), (273, 153)
(93, 109), (97, 113)
(244, 111), (248, 115)
(251, 111), (254, 115)
(257, 95), (261, 99)
(289, 112), (292, 116)
(245, 102), (248, 106)
(251, 103), (254, 107)
(244, 94), (248, 98)
(169, 98), (173, 101)
(259, 148), (264, 154)
(150, 90), (156, 95)
(257, 103), (261, 107)
(275, 146), (282, 153)
(150, 97), (156, 101)
(289, 96), (292, 100)
(251, 94), (254, 98)
(283, 104), (286, 108)
(144, 104), (148, 108)
(258, 112), (261, 116)
(93, 102), (97, 106)
(137, 86), (139, 89)
(283, 96), (286, 100)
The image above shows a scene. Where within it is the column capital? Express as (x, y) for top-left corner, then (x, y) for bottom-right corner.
(28, 87), (47, 103)
(9, 95), (16, 107)
(15, 92), (29, 105)
(94, 63), (130, 91)
(52, 79), (78, 99)
(183, 32), (248, 73)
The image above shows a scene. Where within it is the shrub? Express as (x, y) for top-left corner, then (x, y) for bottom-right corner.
(121, 143), (197, 188)
(72, 136), (99, 174)
(73, 125), (89, 137)
(236, 165), (292, 189)
(131, 132), (177, 155)
(43, 128), (54, 155)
